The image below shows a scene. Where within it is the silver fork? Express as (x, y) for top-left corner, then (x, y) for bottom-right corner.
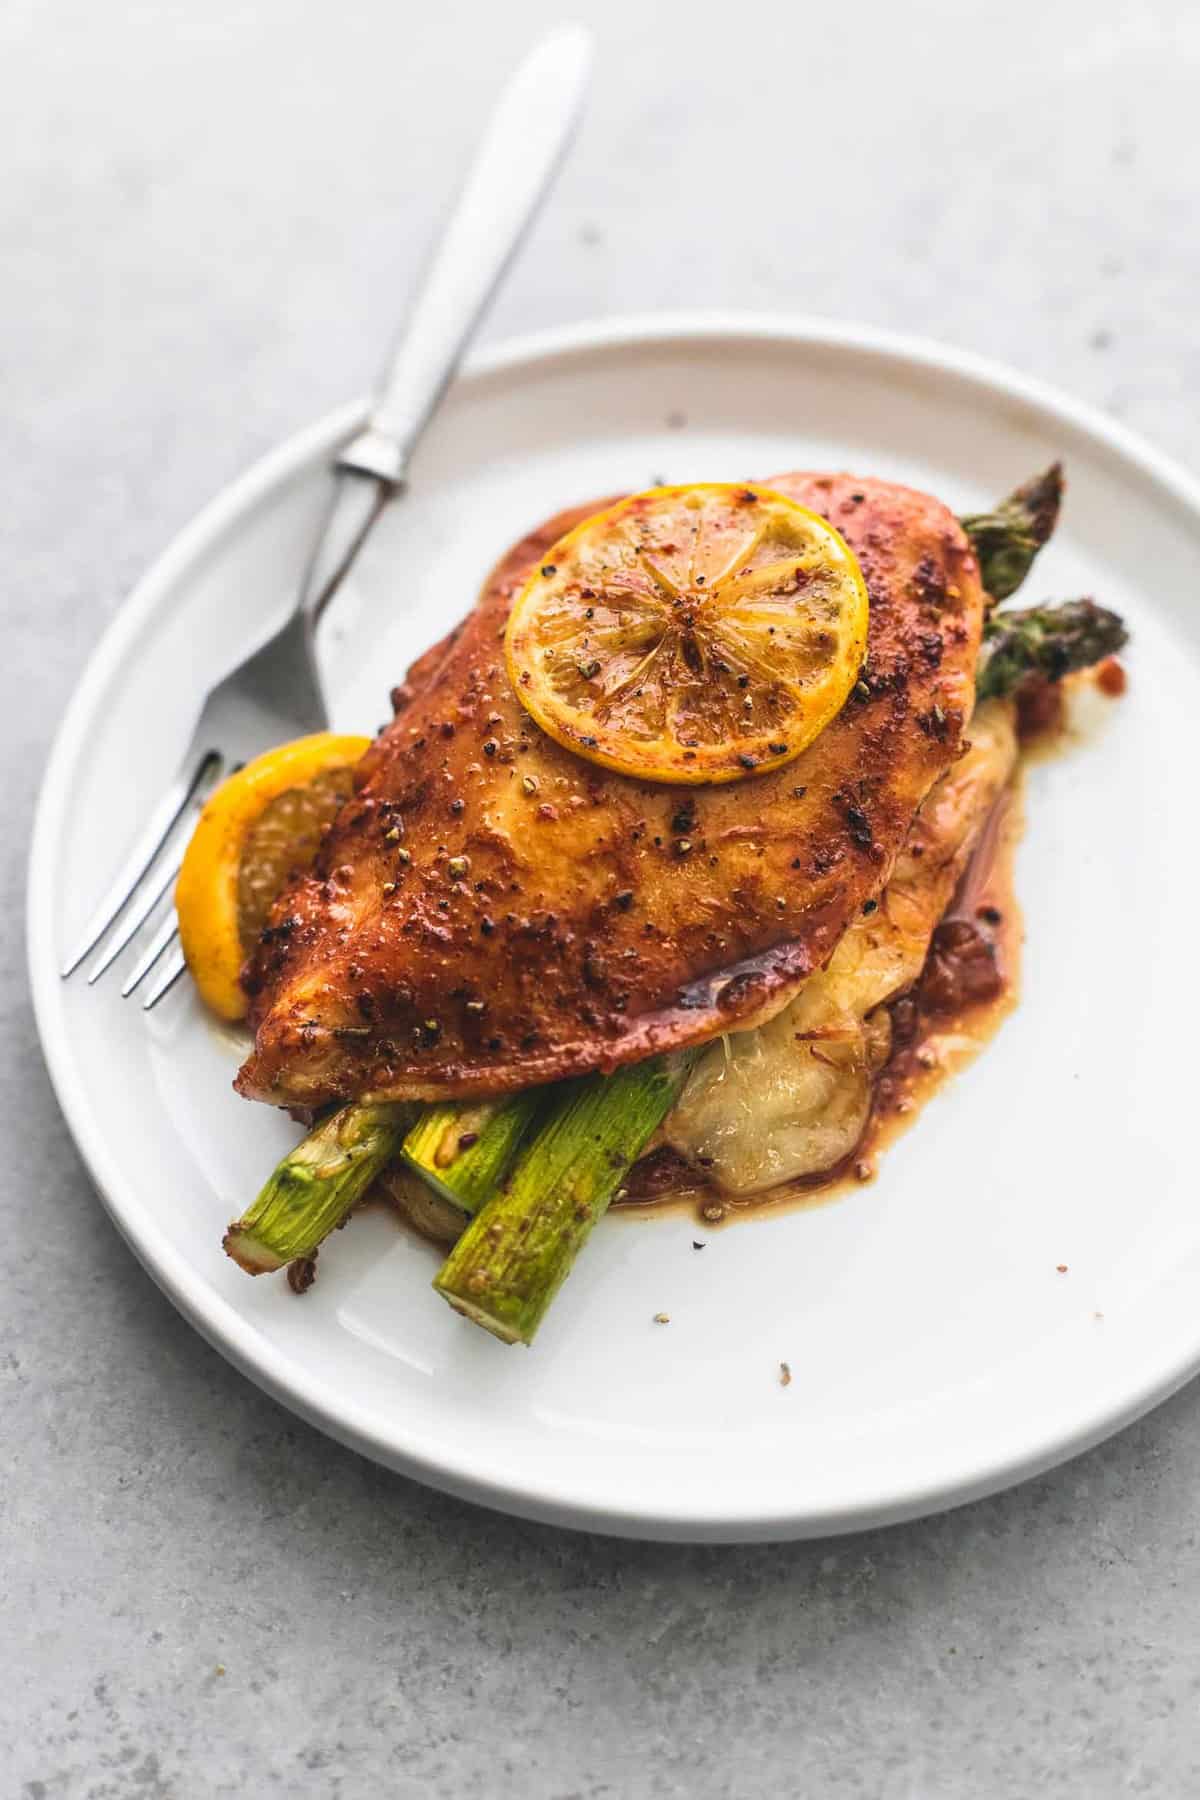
(61, 23), (593, 1008)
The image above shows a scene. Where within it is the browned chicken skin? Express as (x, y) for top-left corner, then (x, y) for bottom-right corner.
(237, 473), (984, 1108)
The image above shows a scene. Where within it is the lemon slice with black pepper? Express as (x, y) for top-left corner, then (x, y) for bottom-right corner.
(176, 732), (370, 1020)
(504, 483), (869, 784)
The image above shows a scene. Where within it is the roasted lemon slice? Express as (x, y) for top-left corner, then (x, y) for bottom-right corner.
(505, 483), (869, 784)
(176, 732), (370, 1021)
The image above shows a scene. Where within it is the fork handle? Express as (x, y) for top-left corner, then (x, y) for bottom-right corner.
(336, 25), (593, 488)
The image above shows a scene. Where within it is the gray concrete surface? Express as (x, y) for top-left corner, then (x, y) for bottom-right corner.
(6, 1), (1200, 1793)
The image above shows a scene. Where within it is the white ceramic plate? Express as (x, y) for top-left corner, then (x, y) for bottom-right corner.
(28, 315), (1200, 1541)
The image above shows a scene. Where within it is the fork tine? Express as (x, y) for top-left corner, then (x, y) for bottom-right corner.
(120, 912), (181, 999)
(86, 848), (183, 984)
(60, 750), (220, 978)
(142, 943), (188, 1012)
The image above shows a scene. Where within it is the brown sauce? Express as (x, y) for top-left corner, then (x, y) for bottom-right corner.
(1015, 678), (1064, 742)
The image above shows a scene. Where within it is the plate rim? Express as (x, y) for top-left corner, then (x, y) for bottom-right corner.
(27, 309), (1200, 1541)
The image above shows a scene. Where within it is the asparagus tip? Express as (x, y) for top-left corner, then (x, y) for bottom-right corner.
(961, 462), (1066, 601)
(976, 597), (1128, 701)
(1017, 460), (1064, 549)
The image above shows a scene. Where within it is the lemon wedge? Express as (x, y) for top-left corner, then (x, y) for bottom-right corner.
(176, 732), (370, 1020)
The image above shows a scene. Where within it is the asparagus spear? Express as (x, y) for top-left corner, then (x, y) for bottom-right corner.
(975, 598), (1127, 702)
(961, 463), (1063, 601)
(224, 1101), (418, 1273)
(227, 1096), (540, 1276)
(402, 1093), (544, 1213)
(432, 1053), (697, 1345)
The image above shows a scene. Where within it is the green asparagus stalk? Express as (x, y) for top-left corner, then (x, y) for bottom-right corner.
(961, 463), (1063, 600)
(975, 598), (1127, 702)
(432, 1053), (698, 1345)
(402, 1093), (544, 1214)
(224, 1101), (418, 1273)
